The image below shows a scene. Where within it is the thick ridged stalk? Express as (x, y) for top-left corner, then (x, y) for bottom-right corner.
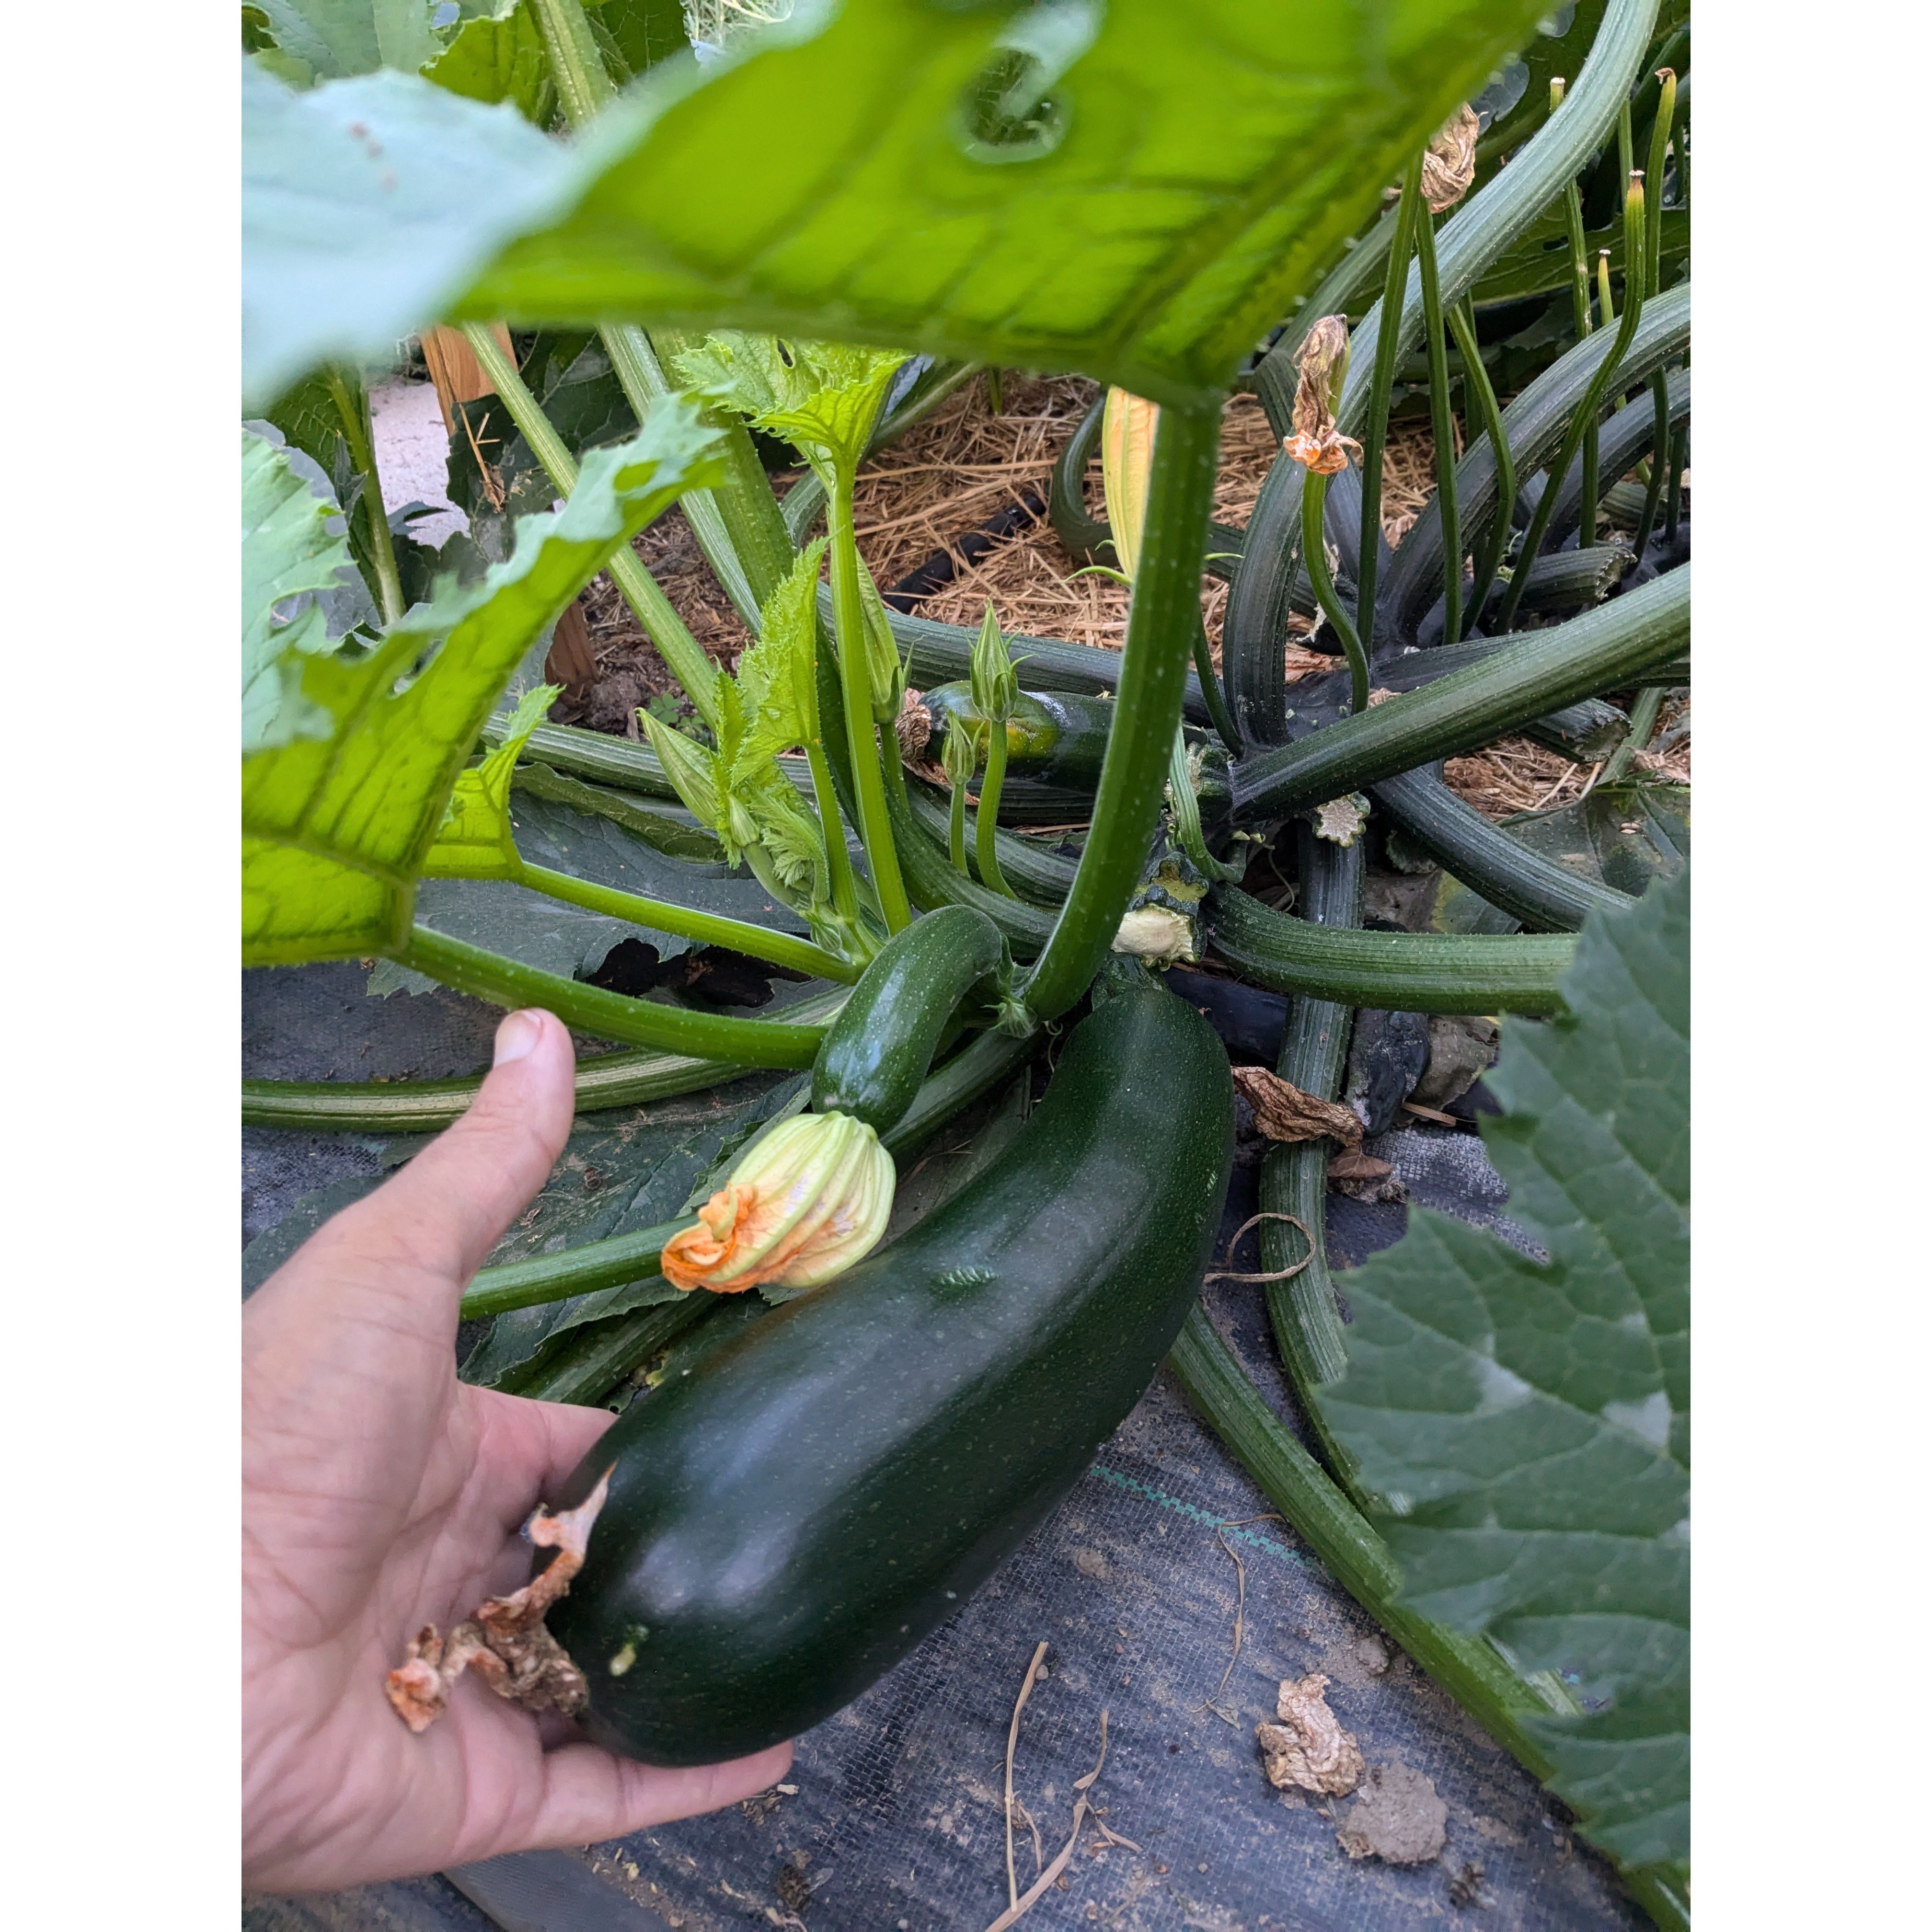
(1448, 299), (1515, 630)
(1166, 1310), (1691, 1932)
(1371, 768), (1632, 932)
(1259, 830), (1359, 1447)
(1413, 206), (1461, 646)
(1631, 69), (1680, 558)
(241, 990), (850, 1131)
(460, 1219), (686, 1322)
(1495, 176), (1648, 633)
(1209, 884), (1574, 1015)
(881, 755), (1058, 954)
(523, 0), (794, 627)
(600, 321), (793, 628)
(1233, 566), (1689, 818)
(1023, 406), (1220, 1020)
(396, 926), (826, 1067)
(1384, 285), (1690, 639)
(459, 322), (722, 729)
(1222, 0), (1660, 706)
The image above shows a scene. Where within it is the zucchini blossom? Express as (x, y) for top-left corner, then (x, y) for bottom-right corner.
(660, 1111), (896, 1294)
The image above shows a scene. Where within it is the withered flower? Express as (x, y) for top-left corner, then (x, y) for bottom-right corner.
(1421, 104), (1480, 213)
(1284, 315), (1361, 476)
(660, 1111), (895, 1294)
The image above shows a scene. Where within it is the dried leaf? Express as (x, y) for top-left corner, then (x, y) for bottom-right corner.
(1231, 1066), (1363, 1150)
(1256, 1673), (1365, 1797)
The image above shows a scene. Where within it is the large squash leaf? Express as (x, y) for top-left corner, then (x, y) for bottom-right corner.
(242, 399), (721, 966)
(243, 0), (1552, 409)
(1315, 867), (1689, 1867)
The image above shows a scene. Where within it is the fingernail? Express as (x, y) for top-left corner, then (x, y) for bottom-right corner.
(494, 1010), (545, 1066)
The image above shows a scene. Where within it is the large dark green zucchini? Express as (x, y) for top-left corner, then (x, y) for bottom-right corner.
(811, 905), (1005, 1132)
(547, 975), (1233, 1764)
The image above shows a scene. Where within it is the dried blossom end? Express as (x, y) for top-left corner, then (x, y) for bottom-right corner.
(384, 1471), (613, 1734)
(1420, 104), (1479, 213)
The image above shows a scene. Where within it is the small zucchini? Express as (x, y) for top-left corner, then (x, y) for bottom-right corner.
(921, 682), (1116, 791)
(547, 974), (1234, 1764)
(810, 906), (1006, 1132)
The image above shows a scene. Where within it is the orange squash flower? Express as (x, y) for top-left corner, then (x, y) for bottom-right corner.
(660, 1111), (896, 1294)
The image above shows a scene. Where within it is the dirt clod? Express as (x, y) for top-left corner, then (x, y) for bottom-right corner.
(1255, 1673), (1364, 1797)
(1336, 1761), (1449, 1866)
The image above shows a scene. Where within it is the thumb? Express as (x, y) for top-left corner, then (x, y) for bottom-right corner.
(368, 1007), (578, 1288)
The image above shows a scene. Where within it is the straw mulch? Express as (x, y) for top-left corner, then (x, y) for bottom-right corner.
(1442, 694), (1691, 820)
(570, 369), (1689, 824)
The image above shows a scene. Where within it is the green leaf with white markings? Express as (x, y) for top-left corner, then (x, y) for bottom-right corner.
(253, 0), (444, 82)
(244, 0), (1553, 408)
(1316, 867), (1689, 1869)
(242, 424), (370, 756)
(242, 399), (722, 965)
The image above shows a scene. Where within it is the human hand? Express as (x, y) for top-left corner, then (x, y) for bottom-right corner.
(242, 1008), (791, 1894)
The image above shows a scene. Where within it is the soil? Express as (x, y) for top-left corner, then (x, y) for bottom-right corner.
(1335, 1760), (1450, 1866)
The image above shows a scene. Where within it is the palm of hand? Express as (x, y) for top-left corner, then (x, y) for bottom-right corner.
(242, 1012), (790, 1895)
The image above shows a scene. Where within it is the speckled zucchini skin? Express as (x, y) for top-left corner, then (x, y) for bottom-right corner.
(809, 905), (1004, 1131)
(548, 976), (1233, 1764)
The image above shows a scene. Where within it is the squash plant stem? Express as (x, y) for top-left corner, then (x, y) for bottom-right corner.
(1354, 154), (1424, 648)
(458, 322), (725, 732)
(1302, 471), (1370, 713)
(322, 365), (405, 627)
(1447, 298), (1515, 633)
(396, 926), (826, 1068)
(497, 860), (860, 982)
(974, 727), (1016, 898)
(1413, 204), (1461, 648)
(827, 470), (912, 933)
(1166, 1306), (1692, 1932)
(1024, 403), (1220, 1020)
(522, 0), (796, 633)
(1630, 69), (1679, 558)
(1495, 174), (1648, 634)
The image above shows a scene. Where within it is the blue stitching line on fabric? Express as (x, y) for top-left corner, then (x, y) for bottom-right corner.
(1087, 1462), (1313, 1572)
